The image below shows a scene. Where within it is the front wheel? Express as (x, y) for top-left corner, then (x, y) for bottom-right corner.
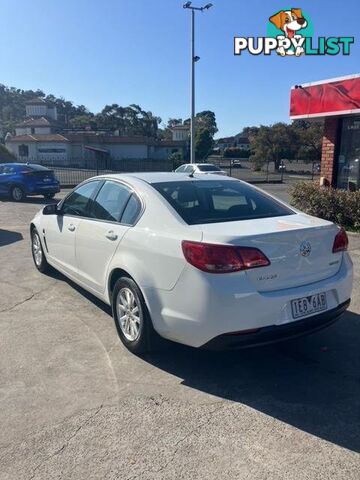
(31, 228), (50, 273)
(112, 277), (157, 354)
(11, 185), (26, 202)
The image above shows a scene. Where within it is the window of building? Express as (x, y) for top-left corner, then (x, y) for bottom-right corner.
(18, 144), (29, 157)
(337, 116), (360, 190)
(38, 148), (66, 154)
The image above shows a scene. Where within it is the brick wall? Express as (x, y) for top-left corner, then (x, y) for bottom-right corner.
(320, 117), (339, 186)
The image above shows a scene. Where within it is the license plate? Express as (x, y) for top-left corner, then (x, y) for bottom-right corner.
(291, 292), (327, 319)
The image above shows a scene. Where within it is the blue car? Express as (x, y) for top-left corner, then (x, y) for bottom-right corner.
(0, 163), (60, 201)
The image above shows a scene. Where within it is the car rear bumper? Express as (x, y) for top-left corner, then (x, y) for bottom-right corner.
(27, 185), (60, 195)
(202, 299), (350, 350)
(144, 253), (353, 348)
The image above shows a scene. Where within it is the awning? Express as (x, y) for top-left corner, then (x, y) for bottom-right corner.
(84, 145), (109, 154)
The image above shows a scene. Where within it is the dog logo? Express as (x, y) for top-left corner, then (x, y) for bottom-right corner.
(234, 8), (354, 57)
(300, 241), (311, 257)
(269, 8), (308, 56)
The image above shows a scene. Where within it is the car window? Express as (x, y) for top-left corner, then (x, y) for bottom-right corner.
(175, 165), (186, 172)
(3, 166), (16, 174)
(184, 165), (194, 173)
(153, 180), (294, 225)
(90, 181), (131, 222)
(26, 164), (51, 171)
(61, 181), (101, 217)
(121, 194), (141, 225)
(197, 164), (221, 172)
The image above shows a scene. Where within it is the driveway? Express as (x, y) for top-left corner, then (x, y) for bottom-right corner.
(0, 188), (359, 480)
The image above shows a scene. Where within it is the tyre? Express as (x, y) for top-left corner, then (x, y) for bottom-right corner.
(44, 193), (55, 200)
(31, 228), (50, 273)
(112, 276), (157, 354)
(11, 185), (26, 202)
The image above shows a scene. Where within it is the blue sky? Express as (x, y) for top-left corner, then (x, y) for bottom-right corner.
(0, 0), (358, 136)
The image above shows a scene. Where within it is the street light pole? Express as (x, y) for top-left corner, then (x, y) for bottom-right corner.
(183, 2), (213, 164)
(190, 9), (195, 165)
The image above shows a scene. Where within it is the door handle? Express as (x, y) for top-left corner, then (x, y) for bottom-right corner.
(105, 230), (118, 241)
(68, 224), (76, 232)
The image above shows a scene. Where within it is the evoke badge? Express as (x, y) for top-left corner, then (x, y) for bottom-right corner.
(300, 241), (311, 257)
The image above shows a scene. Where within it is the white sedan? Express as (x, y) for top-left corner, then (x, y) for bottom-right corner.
(30, 173), (353, 353)
(175, 163), (227, 175)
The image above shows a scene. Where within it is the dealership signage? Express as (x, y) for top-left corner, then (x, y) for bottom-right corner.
(290, 74), (360, 119)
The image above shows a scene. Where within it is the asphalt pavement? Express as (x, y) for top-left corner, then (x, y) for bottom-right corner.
(0, 185), (359, 480)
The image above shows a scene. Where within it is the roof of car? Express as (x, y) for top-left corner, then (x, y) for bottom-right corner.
(98, 172), (232, 184)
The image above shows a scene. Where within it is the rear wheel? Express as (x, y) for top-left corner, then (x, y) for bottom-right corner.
(112, 277), (157, 354)
(11, 185), (26, 202)
(31, 228), (50, 273)
(44, 193), (55, 199)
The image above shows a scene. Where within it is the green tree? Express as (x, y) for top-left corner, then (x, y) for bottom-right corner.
(249, 123), (298, 171)
(0, 144), (15, 162)
(184, 111), (218, 137)
(292, 120), (323, 162)
(195, 128), (214, 161)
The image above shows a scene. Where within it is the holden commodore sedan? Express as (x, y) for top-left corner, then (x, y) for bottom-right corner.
(30, 173), (353, 353)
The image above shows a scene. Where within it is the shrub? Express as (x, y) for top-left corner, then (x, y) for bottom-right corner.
(168, 152), (184, 170)
(0, 144), (16, 162)
(224, 147), (250, 158)
(290, 182), (360, 230)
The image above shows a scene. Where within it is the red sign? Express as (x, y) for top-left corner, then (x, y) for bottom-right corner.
(290, 74), (360, 119)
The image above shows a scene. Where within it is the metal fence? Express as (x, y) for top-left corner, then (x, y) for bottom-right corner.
(12, 157), (176, 187)
(5, 156), (320, 187)
(209, 156), (320, 183)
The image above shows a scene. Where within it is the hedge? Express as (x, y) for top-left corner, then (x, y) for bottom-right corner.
(290, 181), (360, 230)
(223, 147), (250, 158)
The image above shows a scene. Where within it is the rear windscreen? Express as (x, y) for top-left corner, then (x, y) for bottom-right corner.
(153, 180), (294, 225)
(27, 164), (52, 172)
(197, 164), (221, 172)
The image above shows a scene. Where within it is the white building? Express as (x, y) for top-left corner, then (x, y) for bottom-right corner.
(25, 98), (57, 120)
(6, 98), (189, 164)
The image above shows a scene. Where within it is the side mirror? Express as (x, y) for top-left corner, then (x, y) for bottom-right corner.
(43, 204), (59, 215)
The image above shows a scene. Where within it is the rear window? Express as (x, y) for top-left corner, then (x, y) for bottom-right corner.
(197, 164), (221, 172)
(153, 180), (294, 225)
(26, 164), (52, 171)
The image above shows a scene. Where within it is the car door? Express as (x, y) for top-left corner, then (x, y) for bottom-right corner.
(44, 180), (102, 279)
(75, 180), (141, 294)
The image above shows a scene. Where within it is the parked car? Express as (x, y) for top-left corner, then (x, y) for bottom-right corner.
(0, 163), (60, 201)
(30, 173), (352, 353)
(231, 160), (242, 168)
(175, 163), (227, 175)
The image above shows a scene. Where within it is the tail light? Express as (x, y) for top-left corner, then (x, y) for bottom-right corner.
(181, 241), (270, 274)
(332, 228), (348, 253)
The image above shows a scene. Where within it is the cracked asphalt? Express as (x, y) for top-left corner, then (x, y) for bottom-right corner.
(0, 185), (359, 480)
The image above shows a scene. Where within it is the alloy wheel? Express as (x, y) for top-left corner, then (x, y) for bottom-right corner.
(116, 287), (141, 341)
(32, 232), (43, 267)
(12, 187), (23, 201)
